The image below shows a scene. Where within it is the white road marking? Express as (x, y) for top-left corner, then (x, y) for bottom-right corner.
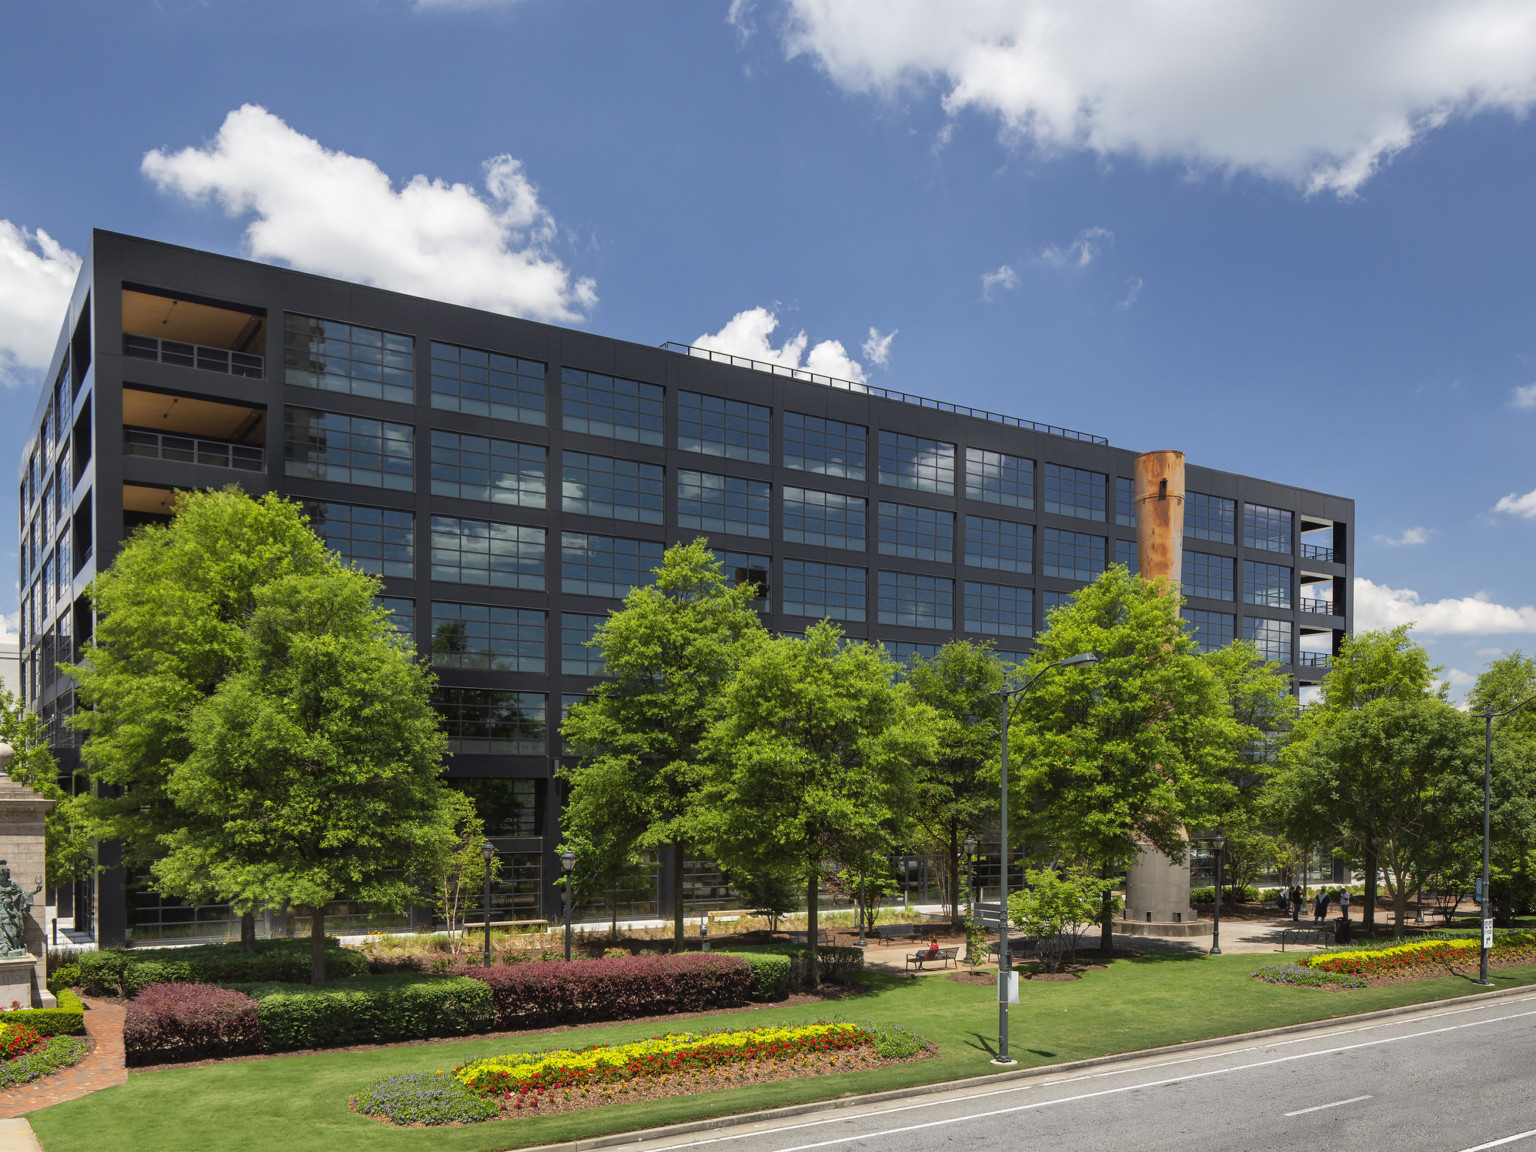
(1454, 1131), (1536, 1152)
(1283, 1094), (1372, 1117)
(642, 997), (1536, 1152)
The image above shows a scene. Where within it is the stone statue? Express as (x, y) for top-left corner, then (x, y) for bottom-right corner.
(0, 861), (42, 958)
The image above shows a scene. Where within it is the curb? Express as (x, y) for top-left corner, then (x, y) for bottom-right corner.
(511, 979), (1536, 1152)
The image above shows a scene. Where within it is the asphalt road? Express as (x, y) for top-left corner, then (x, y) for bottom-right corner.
(625, 992), (1536, 1152)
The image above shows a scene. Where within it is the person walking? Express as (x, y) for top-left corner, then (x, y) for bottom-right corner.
(1340, 888), (1351, 921)
(1291, 884), (1302, 923)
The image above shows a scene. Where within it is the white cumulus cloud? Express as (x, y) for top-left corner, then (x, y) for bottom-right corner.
(1038, 227), (1112, 270)
(1354, 577), (1536, 635)
(0, 222), (81, 388)
(1373, 526), (1434, 546)
(692, 306), (868, 383)
(1116, 277), (1144, 310)
(142, 104), (596, 323)
(776, 1), (1536, 197)
(1494, 488), (1536, 518)
(981, 264), (1018, 299)
(1510, 382), (1536, 409)
(861, 326), (897, 367)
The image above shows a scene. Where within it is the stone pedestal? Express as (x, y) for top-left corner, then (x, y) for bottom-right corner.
(1121, 840), (1207, 939)
(0, 773), (55, 1008)
(0, 955), (49, 1011)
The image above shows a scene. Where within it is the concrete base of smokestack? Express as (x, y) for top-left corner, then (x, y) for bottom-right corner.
(1121, 450), (1202, 935)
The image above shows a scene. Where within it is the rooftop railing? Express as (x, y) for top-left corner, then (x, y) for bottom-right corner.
(123, 333), (263, 379)
(1299, 542), (1335, 563)
(124, 428), (264, 472)
(659, 341), (1110, 445)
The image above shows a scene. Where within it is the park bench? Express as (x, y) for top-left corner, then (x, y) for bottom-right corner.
(874, 923), (922, 943)
(784, 928), (833, 946)
(905, 945), (959, 972)
(1279, 927), (1333, 951)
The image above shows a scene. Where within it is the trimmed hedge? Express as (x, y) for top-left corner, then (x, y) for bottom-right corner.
(452, 953), (752, 1030)
(124, 983), (262, 1066)
(236, 975), (495, 1053)
(3, 989), (85, 1037)
(716, 950), (792, 1000)
(63, 938), (369, 997)
(1190, 886), (1265, 905)
(721, 944), (865, 991)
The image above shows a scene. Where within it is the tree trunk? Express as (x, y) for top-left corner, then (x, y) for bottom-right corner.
(805, 869), (820, 988)
(240, 911), (256, 953)
(1363, 844), (1378, 938)
(1393, 880), (1409, 938)
(310, 906), (326, 987)
(948, 823), (961, 927)
(672, 841), (686, 953)
(1099, 884), (1114, 955)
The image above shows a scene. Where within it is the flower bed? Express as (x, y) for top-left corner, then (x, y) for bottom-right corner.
(1306, 932), (1536, 978)
(0, 1034), (89, 1089)
(0, 1021), (42, 1061)
(353, 1021), (934, 1126)
(1251, 963), (1367, 990)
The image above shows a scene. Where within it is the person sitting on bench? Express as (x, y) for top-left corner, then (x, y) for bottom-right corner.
(914, 936), (941, 969)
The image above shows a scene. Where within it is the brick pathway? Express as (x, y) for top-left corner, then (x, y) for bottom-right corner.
(0, 997), (125, 1118)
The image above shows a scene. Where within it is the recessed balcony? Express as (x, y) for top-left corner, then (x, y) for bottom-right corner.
(121, 286), (265, 380)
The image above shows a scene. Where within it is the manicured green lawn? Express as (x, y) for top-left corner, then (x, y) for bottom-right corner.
(29, 955), (1536, 1152)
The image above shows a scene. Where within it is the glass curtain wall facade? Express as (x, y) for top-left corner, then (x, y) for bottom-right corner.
(17, 230), (1355, 945)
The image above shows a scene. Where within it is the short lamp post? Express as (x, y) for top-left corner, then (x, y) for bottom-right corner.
(480, 841), (496, 969)
(962, 835), (977, 918)
(561, 849), (576, 962)
(1477, 692), (1536, 984)
(993, 651), (1098, 1066)
(1209, 834), (1225, 957)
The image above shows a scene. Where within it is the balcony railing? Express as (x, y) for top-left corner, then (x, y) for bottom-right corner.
(123, 333), (263, 379)
(1299, 542), (1335, 562)
(1297, 652), (1333, 667)
(1299, 596), (1335, 615)
(124, 429), (264, 472)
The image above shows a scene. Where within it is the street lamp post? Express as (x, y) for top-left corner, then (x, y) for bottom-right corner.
(1477, 692), (1536, 984)
(992, 651), (1098, 1066)
(561, 849), (576, 962)
(480, 841), (496, 968)
(857, 868), (867, 950)
(1209, 834), (1225, 956)
(963, 835), (977, 919)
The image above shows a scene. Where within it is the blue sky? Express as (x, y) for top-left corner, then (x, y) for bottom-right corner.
(4, 0), (1536, 696)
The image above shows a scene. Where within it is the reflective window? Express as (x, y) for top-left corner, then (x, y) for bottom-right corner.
(452, 777), (541, 838)
(562, 612), (607, 676)
(304, 500), (414, 579)
(1114, 538), (1139, 575)
(1183, 551), (1234, 601)
(562, 451), (664, 523)
(883, 641), (941, 666)
(431, 688), (546, 755)
(783, 488), (865, 551)
(377, 596), (415, 646)
(965, 515), (1032, 574)
(878, 571), (953, 629)
(1244, 616), (1292, 664)
(713, 550), (770, 603)
(966, 449), (1033, 509)
(965, 582), (1033, 638)
(431, 603), (545, 671)
(429, 342), (545, 425)
(284, 315), (414, 404)
(1244, 503), (1294, 553)
(284, 408), (414, 490)
(430, 516), (545, 589)
(783, 412), (866, 480)
(1115, 477), (1136, 528)
(878, 431), (955, 495)
(1040, 589), (1072, 621)
(1042, 527), (1105, 581)
(561, 368), (664, 445)
(782, 559), (866, 622)
(1043, 464), (1106, 521)
(561, 532), (665, 599)
(678, 391), (770, 464)
(430, 430), (546, 506)
(678, 471), (770, 538)
(1186, 492), (1236, 544)
(1243, 559), (1293, 609)
(1182, 609), (1235, 653)
(879, 503), (954, 562)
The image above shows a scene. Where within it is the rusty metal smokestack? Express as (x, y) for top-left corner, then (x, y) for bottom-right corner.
(1135, 450), (1185, 587)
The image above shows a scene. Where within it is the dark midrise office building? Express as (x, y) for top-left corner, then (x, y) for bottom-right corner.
(17, 231), (1354, 946)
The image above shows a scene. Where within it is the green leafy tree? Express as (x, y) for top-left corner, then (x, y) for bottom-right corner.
(560, 541), (767, 951)
(152, 566), (459, 985)
(431, 790), (500, 954)
(1271, 627), (1478, 936)
(1007, 867), (1111, 972)
(0, 689), (92, 891)
(1010, 567), (1241, 950)
(699, 621), (937, 984)
(904, 640), (1005, 925)
(731, 866), (800, 932)
(68, 487), (333, 948)
(1460, 652), (1536, 924)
